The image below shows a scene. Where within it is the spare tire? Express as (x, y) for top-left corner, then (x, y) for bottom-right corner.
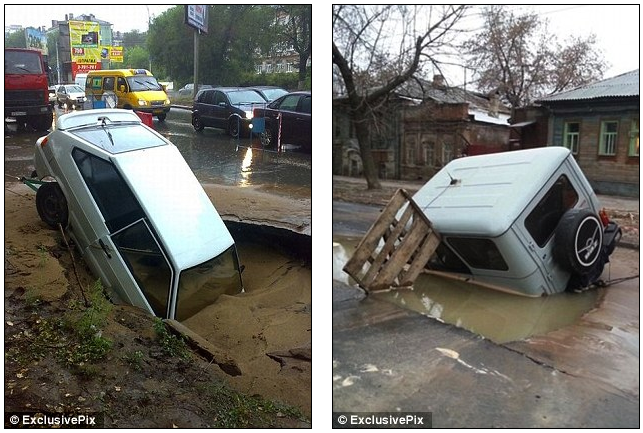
(36, 182), (68, 229)
(554, 208), (603, 275)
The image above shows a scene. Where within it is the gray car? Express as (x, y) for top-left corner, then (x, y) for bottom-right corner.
(32, 109), (244, 320)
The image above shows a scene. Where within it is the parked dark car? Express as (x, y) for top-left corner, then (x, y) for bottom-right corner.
(247, 86), (288, 102)
(252, 91), (311, 152)
(191, 87), (266, 137)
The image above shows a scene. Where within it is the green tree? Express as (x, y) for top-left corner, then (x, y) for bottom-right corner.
(464, 6), (606, 107)
(5, 30), (26, 48)
(147, 5), (284, 87)
(275, 5), (312, 90)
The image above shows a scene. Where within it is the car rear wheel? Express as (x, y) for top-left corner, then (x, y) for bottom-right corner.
(554, 208), (603, 276)
(157, 113), (166, 122)
(36, 182), (68, 229)
(228, 117), (240, 138)
(192, 114), (204, 131)
(260, 126), (276, 149)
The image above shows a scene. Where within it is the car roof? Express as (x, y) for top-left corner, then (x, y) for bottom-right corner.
(411, 147), (573, 237)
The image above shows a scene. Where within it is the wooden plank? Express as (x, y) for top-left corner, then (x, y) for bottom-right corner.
(360, 204), (415, 286)
(342, 188), (441, 293)
(400, 230), (441, 285)
(343, 189), (408, 278)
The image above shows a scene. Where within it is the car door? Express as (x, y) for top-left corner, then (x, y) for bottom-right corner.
(279, 94), (312, 148)
(211, 90), (230, 129)
(71, 148), (174, 317)
(197, 90), (215, 126)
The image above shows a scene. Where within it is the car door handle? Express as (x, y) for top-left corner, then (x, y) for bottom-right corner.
(99, 239), (112, 259)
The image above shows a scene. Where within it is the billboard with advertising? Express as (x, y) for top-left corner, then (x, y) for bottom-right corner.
(184, 5), (208, 33)
(108, 46), (124, 63)
(25, 27), (48, 56)
(69, 20), (102, 77)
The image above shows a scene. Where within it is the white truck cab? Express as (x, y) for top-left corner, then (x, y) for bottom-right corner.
(411, 147), (621, 296)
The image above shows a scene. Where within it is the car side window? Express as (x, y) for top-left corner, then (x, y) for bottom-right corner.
(112, 220), (173, 318)
(214, 91), (226, 106)
(72, 148), (144, 233)
(279, 95), (300, 111)
(446, 237), (509, 271)
(299, 96), (311, 114)
(103, 76), (115, 91)
(524, 175), (579, 247)
(117, 77), (127, 91)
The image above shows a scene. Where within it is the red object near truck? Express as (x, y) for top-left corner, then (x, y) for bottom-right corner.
(5, 48), (53, 132)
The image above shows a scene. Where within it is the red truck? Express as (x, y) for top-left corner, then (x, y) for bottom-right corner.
(5, 48), (53, 132)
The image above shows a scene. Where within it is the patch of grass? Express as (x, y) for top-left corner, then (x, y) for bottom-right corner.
(13, 280), (114, 369)
(199, 383), (307, 428)
(24, 286), (43, 309)
(153, 318), (190, 360)
(123, 350), (145, 371)
(37, 244), (48, 268)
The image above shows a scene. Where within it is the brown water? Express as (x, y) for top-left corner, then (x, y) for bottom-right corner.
(333, 237), (600, 344)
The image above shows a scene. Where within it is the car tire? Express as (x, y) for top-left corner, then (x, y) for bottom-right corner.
(228, 117), (240, 138)
(36, 182), (69, 229)
(192, 114), (204, 131)
(157, 113), (166, 122)
(554, 208), (603, 275)
(260, 126), (275, 149)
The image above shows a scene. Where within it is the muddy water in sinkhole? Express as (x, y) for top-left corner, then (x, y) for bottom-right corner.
(333, 237), (600, 344)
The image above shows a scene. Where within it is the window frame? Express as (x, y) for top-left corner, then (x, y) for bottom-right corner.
(629, 118), (639, 157)
(598, 120), (619, 156)
(563, 121), (580, 155)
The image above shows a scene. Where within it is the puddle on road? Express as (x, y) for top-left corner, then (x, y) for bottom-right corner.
(333, 237), (600, 344)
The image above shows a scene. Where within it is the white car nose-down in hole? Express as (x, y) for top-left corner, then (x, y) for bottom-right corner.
(32, 109), (243, 320)
(406, 147), (622, 296)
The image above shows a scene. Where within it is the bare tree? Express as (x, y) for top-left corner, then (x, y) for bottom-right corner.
(333, 5), (468, 189)
(464, 6), (607, 107)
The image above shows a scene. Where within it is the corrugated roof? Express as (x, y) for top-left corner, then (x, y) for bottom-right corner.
(538, 69), (639, 102)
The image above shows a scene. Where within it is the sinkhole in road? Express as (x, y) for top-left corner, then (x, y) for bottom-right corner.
(333, 237), (600, 344)
(181, 221), (312, 415)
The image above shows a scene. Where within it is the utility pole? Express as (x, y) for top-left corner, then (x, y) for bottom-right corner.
(193, 29), (199, 98)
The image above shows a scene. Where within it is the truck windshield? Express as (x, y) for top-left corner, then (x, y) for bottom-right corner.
(175, 246), (243, 321)
(127, 75), (163, 91)
(5, 50), (43, 74)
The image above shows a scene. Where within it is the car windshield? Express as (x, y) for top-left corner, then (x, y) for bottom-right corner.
(72, 124), (167, 154)
(5, 50), (43, 74)
(228, 90), (265, 105)
(260, 88), (288, 101)
(175, 245), (243, 321)
(127, 75), (163, 91)
(65, 85), (84, 93)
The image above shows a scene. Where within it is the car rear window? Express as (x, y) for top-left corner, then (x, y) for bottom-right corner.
(72, 124), (167, 154)
(524, 175), (578, 247)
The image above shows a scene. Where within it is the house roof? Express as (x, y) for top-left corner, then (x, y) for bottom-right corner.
(396, 78), (511, 114)
(537, 69), (639, 103)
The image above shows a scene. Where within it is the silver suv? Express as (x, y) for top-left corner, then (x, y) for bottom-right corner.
(33, 109), (243, 320)
(410, 147), (621, 296)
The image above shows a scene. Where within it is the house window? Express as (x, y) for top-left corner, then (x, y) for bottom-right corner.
(599, 121), (618, 156)
(629, 119), (639, 156)
(442, 142), (453, 165)
(563, 122), (580, 154)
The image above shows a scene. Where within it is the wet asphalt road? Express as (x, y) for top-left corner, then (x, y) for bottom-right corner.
(332, 200), (639, 428)
(4, 106), (311, 198)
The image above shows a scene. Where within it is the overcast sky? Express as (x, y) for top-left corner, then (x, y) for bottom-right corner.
(426, 4), (640, 87)
(4, 4), (174, 33)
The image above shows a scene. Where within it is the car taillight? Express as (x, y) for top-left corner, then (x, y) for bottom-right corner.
(40, 137), (48, 147)
(599, 208), (610, 227)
